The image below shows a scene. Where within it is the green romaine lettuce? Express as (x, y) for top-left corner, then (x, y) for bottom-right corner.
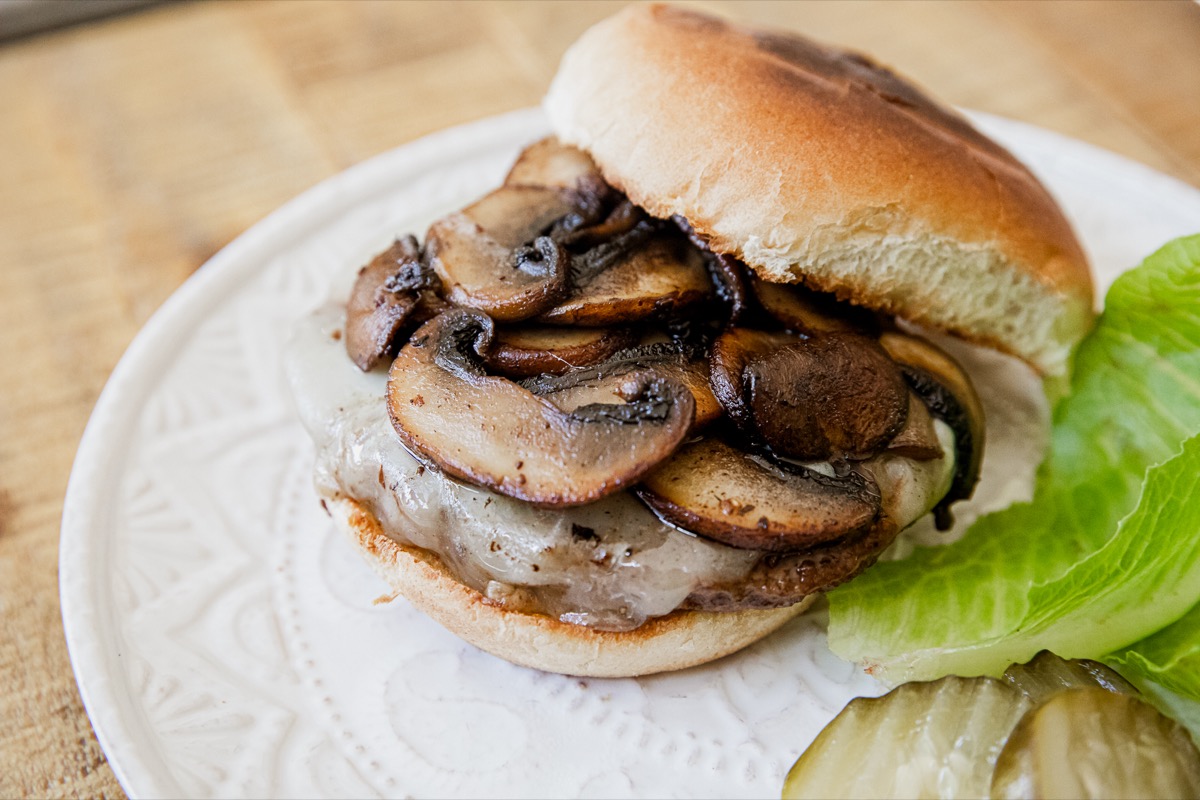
(1110, 605), (1200, 700)
(827, 233), (1200, 686)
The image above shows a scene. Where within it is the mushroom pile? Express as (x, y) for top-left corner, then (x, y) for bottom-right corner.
(344, 138), (984, 606)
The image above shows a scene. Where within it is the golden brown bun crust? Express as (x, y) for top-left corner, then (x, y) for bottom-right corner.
(328, 496), (813, 677)
(545, 4), (1094, 375)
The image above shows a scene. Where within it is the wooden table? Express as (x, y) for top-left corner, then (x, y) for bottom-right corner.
(2, 1), (1198, 796)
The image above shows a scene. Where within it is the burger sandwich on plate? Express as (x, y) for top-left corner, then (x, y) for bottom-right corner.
(286, 4), (1094, 678)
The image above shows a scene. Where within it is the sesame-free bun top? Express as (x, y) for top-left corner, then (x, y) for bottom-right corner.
(544, 4), (1094, 375)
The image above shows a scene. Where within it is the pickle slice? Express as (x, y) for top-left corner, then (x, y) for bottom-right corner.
(781, 676), (1032, 800)
(1002, 650), (1138, 703)
(990, 688), (1200, 799)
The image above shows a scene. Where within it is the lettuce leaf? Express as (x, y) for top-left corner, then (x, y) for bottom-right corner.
(827, 233), (1200, 685)
(1109, 604), (1200, 700)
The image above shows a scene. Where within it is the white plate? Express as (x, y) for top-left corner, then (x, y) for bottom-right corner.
(61, 107), (1200, 799)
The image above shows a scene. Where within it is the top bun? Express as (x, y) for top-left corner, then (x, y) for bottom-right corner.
(544, 4), (1094, 375)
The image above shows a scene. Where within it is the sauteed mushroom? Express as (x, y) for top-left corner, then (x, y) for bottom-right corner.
(711, 327), (908, 460)
(885, 391), (944, 460)
(539, 230), (713, 326)
(504, 136), (602, 191)
(523, 340), (724, 429)
(425, 186), (576, 321)
(880, 332), (986, 524)
(387, 309), (695, 507)
(553, 198), (645, 252)
(709, 327), (803, 429)
(637, 438), (882, 551)
(485, 325), (636, 378)
(708, 254), (753, 324)
(745, 332), (910, 461)
(344, 236), (444, 371)
(751, 277), (878, 335)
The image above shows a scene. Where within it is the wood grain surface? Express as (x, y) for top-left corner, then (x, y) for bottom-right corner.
(2, 1), (1198, 797)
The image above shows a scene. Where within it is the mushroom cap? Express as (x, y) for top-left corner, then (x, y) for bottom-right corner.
(387, 309), (696, 507)
(637, 438), (882, 552)
(545, 3), (1095, 375)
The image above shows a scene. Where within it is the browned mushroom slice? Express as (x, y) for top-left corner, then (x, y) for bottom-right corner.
(524, 341), (724, 429)
(485, 325), (636, 378)
(504, 136), (602, 190)
(752, 333), (910, 461)
(712, 328), (909, 461)
(709, 327), (803, 428)
(885, 392), (944, 460)
(708, 254), (753, 323)
(665, 359), (724, 428)
(425, 186), (578, 322)
(751, 277), (879, 335)
(880, 332), (986, 526)
(637, 438), (881, 551)
(344, 236), (445, 371)
(388, 309), (695, 507)
(554, 199), (646, 252)
(538, 232), (713, 326)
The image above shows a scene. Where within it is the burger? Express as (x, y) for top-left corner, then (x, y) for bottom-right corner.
(286, 4), (1093, 677)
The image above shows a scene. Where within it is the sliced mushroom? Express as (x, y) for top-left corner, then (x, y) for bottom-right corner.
(636, 438), (881, 551)
(751, 277), (879, 336)
(504, 136), (602, 191)
(344, 236), (445, 371)
(707, 253), (753, 323)
(717, 330), (910, 461)
(709, 327), (803, 429)
(425, 186), (576, 322)
(484, 325), (636, 378)
(885, 391), (944, 460)
(880, 332), (985, 526)
(553, 198), (645, 252)
(538, 231), (713, 326)
(387, 309), (695, 507)
(523, 340), (724, 429)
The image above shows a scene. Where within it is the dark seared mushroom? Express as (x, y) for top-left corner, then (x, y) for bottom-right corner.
(709, 327), (803, 429)
(636, 438), (882, 552)
(744, 333), (910, 461)
(879, 332), (986, 526)
(523, 340), (724, 429)
(553, 198), (645, 252)
(425, 186), (576, 322)
(538, 230), (713, 326)
(504, 136), (602, 191)
(344, 236), (445, 371)
(710, 327), (908, 461)
(707, 253), (753, 324)
(885, 391), (945, 460)
(751, 277), (879, 336)
(484, 325), (636, 378)
(387, 309), (695, 507)
(673, 215), (753, 322)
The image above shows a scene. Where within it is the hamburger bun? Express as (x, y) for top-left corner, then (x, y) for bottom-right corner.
(328, 495), (814, 677)
(545, 3), (1094, 375)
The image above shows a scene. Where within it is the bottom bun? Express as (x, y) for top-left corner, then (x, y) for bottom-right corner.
(328, 495), (816, 677)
